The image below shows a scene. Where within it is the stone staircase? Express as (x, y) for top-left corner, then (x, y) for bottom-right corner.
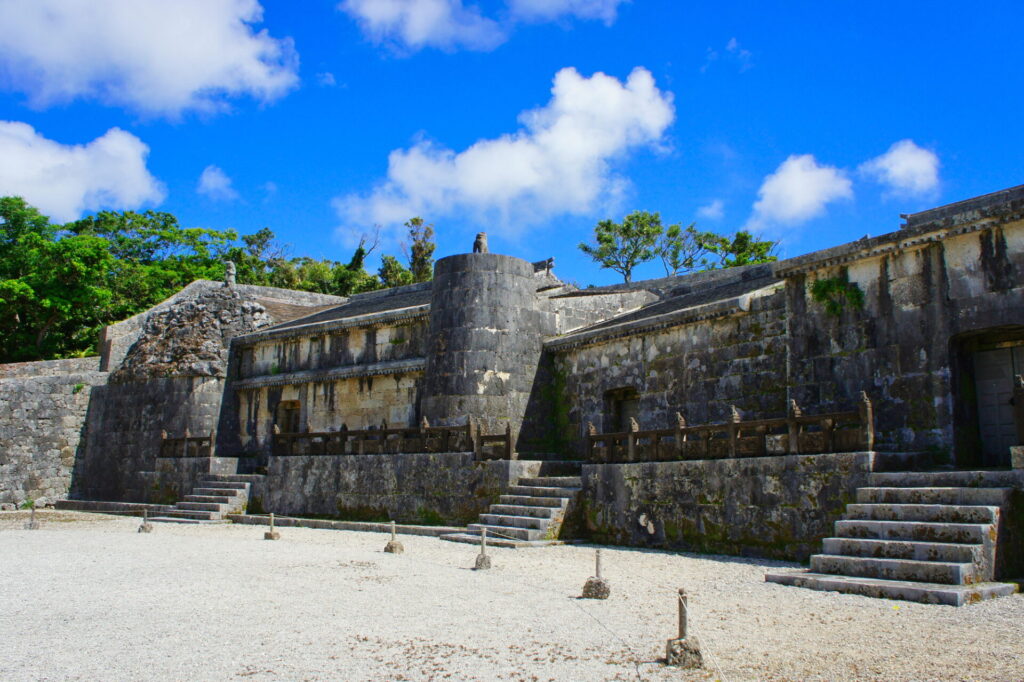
(766, 470), (1022, 605)
(440, 476), (582, 548)
(149, 474), (263, 524)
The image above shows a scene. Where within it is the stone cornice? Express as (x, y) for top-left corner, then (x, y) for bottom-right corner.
(233, 358), (426, 390)
(232, 305), (431, 347)
(544, 284), (782, 352)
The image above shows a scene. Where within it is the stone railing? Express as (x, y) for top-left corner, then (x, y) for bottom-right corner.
(272, 418), (515, 460)
(587, 392), (874, 463)
(159, 430), (214, 458)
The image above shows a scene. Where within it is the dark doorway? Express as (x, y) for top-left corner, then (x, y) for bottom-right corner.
(604, 387), (640, 432)
(275, 400), (302, 434)
(953, 328), (1024, 467)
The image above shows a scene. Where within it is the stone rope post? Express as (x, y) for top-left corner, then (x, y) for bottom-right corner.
(384, 520), (404, 554)
(138, 508), (153, 533)
(474, 528), (491, 570)
(264, 512), (280, 541)
(581, 548), (610, 599)
(665, 588), (702, 668)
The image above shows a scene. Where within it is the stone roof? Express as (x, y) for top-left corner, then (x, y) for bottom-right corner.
(266, 284), (433, 332)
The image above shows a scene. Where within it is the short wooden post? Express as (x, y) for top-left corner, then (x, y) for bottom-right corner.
(264, 512), (280, 540)
(504, 422), (513, 460)
(728, 406), (740, 457)
(474, 528), (491, 570)
(581, 548), (610, 599)
(788, 399), (802, 454)
(665, 587), (702, 668)
(823, 417), (836, 453)
(859, 391), (876, 451)
(677, 588), (688, 639)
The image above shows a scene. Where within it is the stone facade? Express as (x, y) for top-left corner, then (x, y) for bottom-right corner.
(3, 185), (1023, 565)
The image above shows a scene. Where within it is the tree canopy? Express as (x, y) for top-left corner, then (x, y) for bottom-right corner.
(579, 210), (777, 282)
(0, 197), (436, 362)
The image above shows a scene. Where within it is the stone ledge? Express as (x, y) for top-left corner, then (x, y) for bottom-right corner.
(227, 513), (464, 537)
(233, 358), (426, 389)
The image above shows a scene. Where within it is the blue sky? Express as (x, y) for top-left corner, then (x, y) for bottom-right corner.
(0, 0), (1021, 287)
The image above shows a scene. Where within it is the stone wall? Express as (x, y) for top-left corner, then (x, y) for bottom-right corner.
(784, 220), (1024, 462)
(578, 452), (880, 561)
(255, 452), (542, 525)
(73, 376), (225, 501)
(551, 285), (788, 456)
(0, 361), (107, 506)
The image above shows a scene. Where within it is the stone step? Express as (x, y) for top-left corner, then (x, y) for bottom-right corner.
(498, 495), (565, 508)
(810, 554), (978, 585)
(467, 523), (539, 542)
(856, 487), (1013, 506)
(868, 470), (1022, 488)
(437, 532), (559, 549)
(821, 537), (984, 564)
(845, 504), (999, 524)
(478, 513), (548, 530)
(507, 485), (576, 499)
(192, 487), (244, 497)
(517, 476), (582, 488)
(148, 516), (229, 525)
(183, 494), (235, 504)
(765, 571), (1018, 606)
(157, 509), (220, 521)
(488, 504), (560, 519)
(176, 501), (228, 512)
(202, 473), (264, 482)
(835, 519), (992, 544)
(197, 480), (249, 491)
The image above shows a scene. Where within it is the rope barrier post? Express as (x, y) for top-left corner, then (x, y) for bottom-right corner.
(384, 520), (404, 554)
(581, 548), (610, 599)
(137, 508), (153, 534)
(25, 500), (39, 530)
(264, 512), (280, 541)
(665, 587), (702, 668)
(474, 528), (491, 570)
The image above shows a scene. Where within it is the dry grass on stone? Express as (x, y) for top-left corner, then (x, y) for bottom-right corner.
(1, 510), (1022, 681)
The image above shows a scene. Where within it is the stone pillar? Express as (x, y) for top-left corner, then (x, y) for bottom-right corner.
(420, 253), (543, 439)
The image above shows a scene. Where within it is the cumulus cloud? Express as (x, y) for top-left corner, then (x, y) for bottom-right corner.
(697, 199), (724, 220)
(859, 139), (940, 197)
(197, 166), (240, 201)
(0, 121), (164, 222)
(340, 0), (628, 52)
(507, 0), (627, 24)
(0, 0), (298, 116)
(339, 0), (504, 51)
(336, 67), (674, 235)
(749, 154), (852, 227)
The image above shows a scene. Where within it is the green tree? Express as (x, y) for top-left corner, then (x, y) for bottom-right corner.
(403, 217), (435, 283)
(578, 211), (663, 283)
(378, 255), (414, 288)
(701, 230), (778, 269)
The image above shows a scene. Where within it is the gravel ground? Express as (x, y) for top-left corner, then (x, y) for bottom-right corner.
(1, 510), (1022, 681)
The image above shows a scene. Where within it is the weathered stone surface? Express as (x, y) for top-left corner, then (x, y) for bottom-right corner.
(474, 553), (491, 570)
(579, 452), (878, 561)
(0, 363), (107, 506)
(113, 287), (272, 383)
(665, 637), (702, 668)
(383, 540), (404, 554)
(581, 576), (610, 599)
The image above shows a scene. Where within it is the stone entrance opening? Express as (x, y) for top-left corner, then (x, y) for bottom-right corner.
(276, 400), (301, 434)
(952, 327), (1024, 467)
(604, 387), (639, 432)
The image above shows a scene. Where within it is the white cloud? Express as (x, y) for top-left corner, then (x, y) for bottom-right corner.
(507, 0), (627, 24)
(317, 72), (337, 87)
(340, 0), (628, 52)
(339, 0), (504, 51)
(0, 121), (164, 223)
(0, 0), (298, 117)
(750, 154), (852, 226)
(697, 199), (724, 220)
(197, 166), (240, 201)
(859, 139), (940, 197)
(702, 37), (752, 73)
(336, 67), (674, 236)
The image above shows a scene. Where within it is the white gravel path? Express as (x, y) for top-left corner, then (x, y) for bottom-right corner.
(1, 510), (1022, 681)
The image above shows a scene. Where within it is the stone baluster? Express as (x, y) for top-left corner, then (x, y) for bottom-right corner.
(788, 399), (802, 454)
(859, 391), (875, 452)
(728, 406), (741, 458)
(626, 417), (640, 462)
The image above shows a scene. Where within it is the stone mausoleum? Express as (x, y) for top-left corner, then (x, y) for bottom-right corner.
(3, 184), (1024, 605)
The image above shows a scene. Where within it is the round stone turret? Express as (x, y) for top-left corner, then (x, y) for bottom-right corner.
(420, 252), (543, 435)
